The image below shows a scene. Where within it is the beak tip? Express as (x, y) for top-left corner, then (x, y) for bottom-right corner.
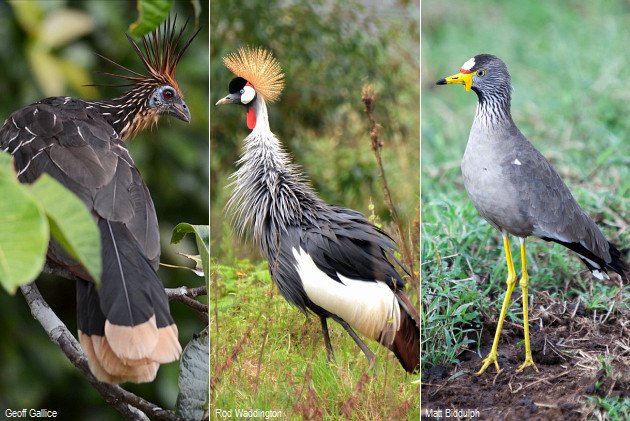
(436, 79), (447, 85)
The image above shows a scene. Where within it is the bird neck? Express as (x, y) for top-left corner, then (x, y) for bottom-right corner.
(87, 84), (159, 141)
(248, 95), (271, 133)
(227, 95), (320, 246)
(472, 87), (515, 131)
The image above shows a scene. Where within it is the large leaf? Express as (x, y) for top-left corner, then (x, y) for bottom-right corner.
(129, 0), (173, 38)
(171, 223), (209, 287)
(0, 154), (48, 294)
(176, 328), (208, 420)
(29, 174), (101, 284)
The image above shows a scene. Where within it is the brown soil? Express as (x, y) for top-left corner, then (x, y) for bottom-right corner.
(422, 291), (630, 420)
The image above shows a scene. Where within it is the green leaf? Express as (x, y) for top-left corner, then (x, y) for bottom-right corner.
(0, 155), (48, 294)
(176, 328), (208, 420)
(129, 0), (174, 38)
(29, 174), (101, 284)
(171, 223), (209, 287)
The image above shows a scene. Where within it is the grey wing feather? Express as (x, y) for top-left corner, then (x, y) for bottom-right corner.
(507, 138), (611, 262)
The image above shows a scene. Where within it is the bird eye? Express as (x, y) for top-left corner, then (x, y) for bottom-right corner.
(477, 70), (486, 77)
(239, 89), (245, 94)
(163, 88), (174, 99)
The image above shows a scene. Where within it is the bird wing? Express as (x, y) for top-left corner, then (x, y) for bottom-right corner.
(0, 97), (160, 266)
(300, 206), (408, 289)
(266, 205), (407, 304)
(506, 136), (611, 263)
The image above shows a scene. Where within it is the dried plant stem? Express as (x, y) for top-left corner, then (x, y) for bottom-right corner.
(361, 84), (419, 294)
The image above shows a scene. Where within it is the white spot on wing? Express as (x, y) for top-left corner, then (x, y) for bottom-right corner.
(461, 57), (476, 71)
(513, 158), (522, 165)
(291, 247), (401, 344)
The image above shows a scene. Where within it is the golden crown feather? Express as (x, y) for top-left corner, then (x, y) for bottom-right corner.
(223, 46), (285, 103)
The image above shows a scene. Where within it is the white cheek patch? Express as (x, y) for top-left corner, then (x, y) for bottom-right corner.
(241, 85), (256, 104)
(461, 57), (475, 71)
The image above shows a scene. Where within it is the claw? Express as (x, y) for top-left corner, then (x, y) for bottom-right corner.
(476, 352), (501, 375)
(516, 357), (538, 373)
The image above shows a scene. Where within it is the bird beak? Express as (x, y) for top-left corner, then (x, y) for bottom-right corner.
(168, 100), (191, 123)
(215, 93), (240, 106)
(436, 72), (473, 92)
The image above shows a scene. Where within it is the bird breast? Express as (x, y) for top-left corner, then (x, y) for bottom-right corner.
(461, 128), (534, 236)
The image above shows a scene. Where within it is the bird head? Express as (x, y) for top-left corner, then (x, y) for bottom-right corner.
(96, 16), (199, 138)
(216, 47), (284, 130)
(147, 84), (190, 122)
(436, 54), (511, 99)
(215, 77), (256, 106)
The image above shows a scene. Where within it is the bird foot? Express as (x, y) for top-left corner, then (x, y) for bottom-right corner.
(476, 352), (501, 375)
(516, 357), (538, 373)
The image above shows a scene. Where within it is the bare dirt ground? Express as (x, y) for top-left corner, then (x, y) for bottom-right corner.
(422, 291), (629, 420)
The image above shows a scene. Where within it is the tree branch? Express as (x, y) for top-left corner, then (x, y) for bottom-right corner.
(20, 282), (188, 421)
(166, 286), (209, 323)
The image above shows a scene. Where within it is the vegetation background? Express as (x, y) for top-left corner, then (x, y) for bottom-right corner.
(422, 0), (629, 417)
(210, 0), (419, 419)
(0, 1), (208, 419)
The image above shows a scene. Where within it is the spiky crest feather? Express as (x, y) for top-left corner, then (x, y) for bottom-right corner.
(100, 16), (200, 96)
(223, 47), (285, 103)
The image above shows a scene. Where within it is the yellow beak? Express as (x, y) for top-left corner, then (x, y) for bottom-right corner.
(436, 72), (474, 92)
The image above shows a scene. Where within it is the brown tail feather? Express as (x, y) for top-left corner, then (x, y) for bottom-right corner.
(388, 291), (419, 373)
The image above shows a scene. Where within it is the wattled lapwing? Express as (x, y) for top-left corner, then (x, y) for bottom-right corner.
(436, 54), (629, 375)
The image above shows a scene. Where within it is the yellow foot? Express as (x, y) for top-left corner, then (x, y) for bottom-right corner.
(476, 352), (501, 375)
(516, 357), (539, 373)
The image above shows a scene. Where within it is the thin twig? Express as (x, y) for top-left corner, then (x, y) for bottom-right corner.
(20, 282), (186, 421)
(165, 286), (209, 323)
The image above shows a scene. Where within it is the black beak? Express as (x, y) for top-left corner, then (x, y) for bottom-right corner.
(436, 78), (447, 85)
(215, 93), (241, 106)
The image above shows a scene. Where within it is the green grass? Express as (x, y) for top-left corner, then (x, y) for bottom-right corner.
(210, 259), (419, 420)
(421, 0), (630, 389)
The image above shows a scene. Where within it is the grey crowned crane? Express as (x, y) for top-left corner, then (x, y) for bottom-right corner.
(216, 47), (420, 373)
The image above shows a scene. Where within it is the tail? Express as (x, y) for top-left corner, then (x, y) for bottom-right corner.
(606, 242), (630, 283)
(77, 220), (181, 384)
(386, 291), (420, 373)
(544, 237), (630, 283)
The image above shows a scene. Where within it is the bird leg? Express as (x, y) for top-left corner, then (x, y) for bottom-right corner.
(516, 239), (538, 373)
(319, 315), (335, 362)
(331, 314), (376, 368)
(477, 233), (517, 375)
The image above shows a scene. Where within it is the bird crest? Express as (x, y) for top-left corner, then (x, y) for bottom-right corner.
(99, 16), (199, 96)
(223, 47), (285, 103)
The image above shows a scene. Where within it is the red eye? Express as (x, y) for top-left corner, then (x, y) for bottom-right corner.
(163, 89), (174, 99)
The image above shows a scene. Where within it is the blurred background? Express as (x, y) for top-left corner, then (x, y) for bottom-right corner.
(210, 0), (419, 417)
(0, 1), (208, 419)
(422, 0), (630, 411)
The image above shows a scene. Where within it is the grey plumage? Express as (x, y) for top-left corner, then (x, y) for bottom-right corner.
(218, 64), (420, 372)
(448, 54), (627, 280)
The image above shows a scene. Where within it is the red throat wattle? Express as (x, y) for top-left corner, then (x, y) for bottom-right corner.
(247, 107), (256, 129)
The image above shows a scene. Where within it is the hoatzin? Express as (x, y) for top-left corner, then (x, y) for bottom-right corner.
(0, 18), (198, 383)
(216, 47), (420, 373)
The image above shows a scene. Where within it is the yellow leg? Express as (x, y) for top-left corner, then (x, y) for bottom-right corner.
(477, 233), (517, 375)
(516, 239), (538, 372)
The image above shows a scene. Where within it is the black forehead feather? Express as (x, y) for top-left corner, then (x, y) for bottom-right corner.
(229, 77), (247, 94)
(471, 53), (501, 70)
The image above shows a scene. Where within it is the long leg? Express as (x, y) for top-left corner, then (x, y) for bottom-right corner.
(319, 315), (335, 362)
(477, 232), (517, 375)
(516, 238), (538, 372)
(330, 314), (376, 367)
